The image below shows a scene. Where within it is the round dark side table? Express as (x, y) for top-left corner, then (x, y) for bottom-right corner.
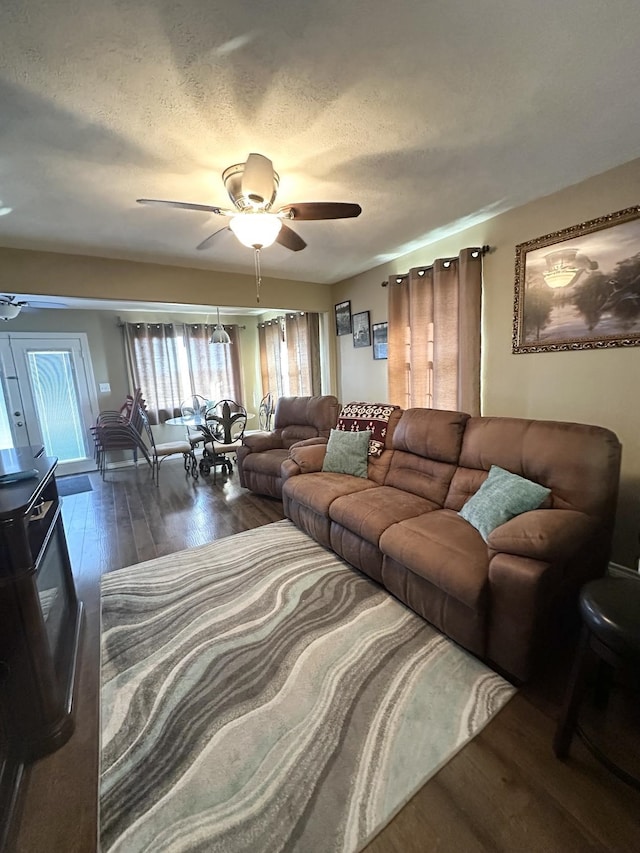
(553, 575), (640, 790)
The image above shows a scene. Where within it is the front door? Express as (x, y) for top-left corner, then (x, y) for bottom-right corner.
(0, 338), (31, 450)
(0, 333), (98, 475)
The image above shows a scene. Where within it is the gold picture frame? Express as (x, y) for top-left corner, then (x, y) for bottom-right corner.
(512, 205), (640, 353)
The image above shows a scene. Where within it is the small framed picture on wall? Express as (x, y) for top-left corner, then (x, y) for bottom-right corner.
(335, 301), (352, 336)
(352, 311), (371, 348)
(372, 322), (388, 359)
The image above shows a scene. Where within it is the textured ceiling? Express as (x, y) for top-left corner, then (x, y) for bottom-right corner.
(1, 0), (640, 286)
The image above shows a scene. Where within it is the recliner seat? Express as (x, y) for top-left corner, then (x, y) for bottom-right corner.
(236, 395), (340, 499)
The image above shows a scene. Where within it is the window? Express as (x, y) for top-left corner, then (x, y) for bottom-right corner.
(258, 313), (320, 398)
(124, 323), (242, 423)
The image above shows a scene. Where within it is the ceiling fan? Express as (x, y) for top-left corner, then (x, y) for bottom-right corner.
(137, 153), (362, 253)
(136, 153), (362, 301)
(0, 294), (66, 321)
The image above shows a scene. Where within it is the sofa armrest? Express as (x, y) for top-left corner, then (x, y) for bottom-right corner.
(290, 436), (329, 449)
(487, 509), (595, 563)
(286, 442), (328, 474)
(242, 431), (283, 452)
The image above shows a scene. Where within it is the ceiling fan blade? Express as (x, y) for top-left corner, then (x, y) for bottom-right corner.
(196, 225), (231, 251)
(276, 224), (307, 252)
(277, 202), (362, 221)
(241, 154), (276, 206)
(137, 198), (232, 215)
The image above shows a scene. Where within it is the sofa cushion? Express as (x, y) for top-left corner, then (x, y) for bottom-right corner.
(392, 408), (470, 463)
(281, 424), (322, 448)
(283, 471), (378, 517)
(330, 486), (437, 547)
(241, 447), (290, 478)
(336, 402), (400, 457)
(447, 416), (621, 517)
(379, 510), (489, 610)
(384, 408), (469, 505)
(459, 465), (551, 542)
(322, 428), (371, 477)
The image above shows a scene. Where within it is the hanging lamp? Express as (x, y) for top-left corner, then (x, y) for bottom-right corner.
(210, 307), (231, 344)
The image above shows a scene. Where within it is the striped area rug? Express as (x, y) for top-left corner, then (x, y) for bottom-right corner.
(100, 520), (515, 853)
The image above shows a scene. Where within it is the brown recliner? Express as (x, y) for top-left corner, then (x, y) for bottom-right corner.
(236, 395), (340, 498)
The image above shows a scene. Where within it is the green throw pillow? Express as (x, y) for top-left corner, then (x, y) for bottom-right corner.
(322, 428), (372, 478)
(459, 465), (551, 542)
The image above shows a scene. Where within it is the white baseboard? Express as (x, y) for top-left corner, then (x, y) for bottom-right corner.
(103, 459), (140, 471)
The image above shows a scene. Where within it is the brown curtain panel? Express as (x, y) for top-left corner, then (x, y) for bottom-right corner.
(258, 319), (286, 398)
(285, 312), (321, 396)
(185, 323), (243, 404)
(123, 323), (185, 424)
(387, 248), (482, 414)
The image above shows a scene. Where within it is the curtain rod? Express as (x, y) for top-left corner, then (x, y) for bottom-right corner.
(116, 317), (246, 329)
(257, 311), (307, 328)
(380, 244), (491, 286)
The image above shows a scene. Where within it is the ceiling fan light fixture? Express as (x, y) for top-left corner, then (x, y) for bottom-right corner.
(0, 296), (25, 321)
(0, 302), (22, 321)
(229, 213), (282, 248)
(210, 307), (231, 345)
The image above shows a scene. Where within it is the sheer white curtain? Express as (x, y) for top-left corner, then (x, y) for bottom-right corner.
(387, 248), (483, 414)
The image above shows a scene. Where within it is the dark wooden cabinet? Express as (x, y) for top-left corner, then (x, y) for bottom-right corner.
(0, 449), (83, 850)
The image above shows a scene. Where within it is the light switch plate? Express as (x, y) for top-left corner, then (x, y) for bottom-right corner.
(99, 382), (111, 393)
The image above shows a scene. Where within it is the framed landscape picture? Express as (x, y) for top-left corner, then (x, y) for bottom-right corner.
(513, 206), (640, 353)
(335, 300), (352, 336)
(352, 311), (371, 348)
(372, 322), (388, 359)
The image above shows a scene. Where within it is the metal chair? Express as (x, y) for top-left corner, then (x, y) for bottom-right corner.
(91, 388), (148, 476)
(258, 392), (275, 431)
(244, 392), (275, 438)
(139, 406), (198, 485)
(200, 399), (247, 481)
(180, 394), (211, 452)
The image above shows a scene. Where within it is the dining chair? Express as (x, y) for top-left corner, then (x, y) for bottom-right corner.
(139, 406), (198, 485)
(91, 388), (148, 476)
(258, 392), (275, 430)
(200, 399), (247, 481)
(180, 394), (211, 452)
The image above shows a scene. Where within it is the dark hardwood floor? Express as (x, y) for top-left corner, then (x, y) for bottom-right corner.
(9, 461), (640, 852)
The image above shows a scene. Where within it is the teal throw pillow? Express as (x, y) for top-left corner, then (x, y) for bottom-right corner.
(459, 465), (551, 542)
(322, 428), (372, 478)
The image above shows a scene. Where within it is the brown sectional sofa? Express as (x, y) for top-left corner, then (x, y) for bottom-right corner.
(280, 407), (622, 682)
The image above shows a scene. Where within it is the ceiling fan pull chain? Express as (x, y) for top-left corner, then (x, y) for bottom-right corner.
(254, 247), (262, 304)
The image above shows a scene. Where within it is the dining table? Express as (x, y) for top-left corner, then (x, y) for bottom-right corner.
(165, 409), (255, 444)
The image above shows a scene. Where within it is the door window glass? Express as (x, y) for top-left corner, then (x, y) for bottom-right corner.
(0, 379), (12, 449)
(27, 350), (87, 462)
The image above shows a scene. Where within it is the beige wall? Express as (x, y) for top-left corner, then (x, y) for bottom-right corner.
(0, 248), (333, 314)
(332, 156), (640, 568)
